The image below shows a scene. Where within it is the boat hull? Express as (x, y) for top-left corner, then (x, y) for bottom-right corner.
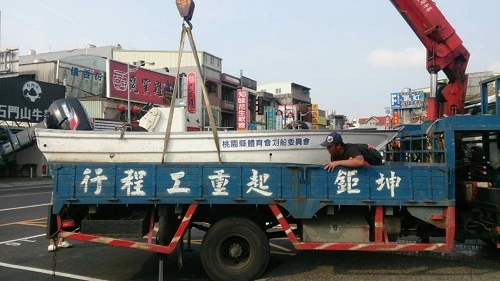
(36, 129), (399, 164)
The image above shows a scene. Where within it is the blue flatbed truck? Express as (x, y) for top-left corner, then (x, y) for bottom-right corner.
(48, 115), (500, 281)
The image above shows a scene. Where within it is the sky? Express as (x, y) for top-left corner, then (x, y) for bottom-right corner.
(2, 0), (500, 120)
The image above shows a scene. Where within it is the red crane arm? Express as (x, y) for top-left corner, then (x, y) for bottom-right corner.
(390, 0), (470, 118)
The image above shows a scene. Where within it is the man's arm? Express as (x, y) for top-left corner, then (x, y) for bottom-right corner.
(323, 155), (364, 172)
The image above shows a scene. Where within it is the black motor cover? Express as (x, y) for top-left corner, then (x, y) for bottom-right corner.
(44, 97), (93, 130)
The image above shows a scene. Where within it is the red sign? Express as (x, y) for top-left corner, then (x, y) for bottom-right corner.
(277, 105), (297, 124)
(236, 89), (248, 131)
(187, 72), (196, 113)
(108, 60), (175, 105)
(393, 111), (399, 125)
(384, 115), (391, 129)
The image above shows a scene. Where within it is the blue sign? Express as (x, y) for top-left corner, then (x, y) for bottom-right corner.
(266, 107), (275, 130)
(390, 91), (425, 109)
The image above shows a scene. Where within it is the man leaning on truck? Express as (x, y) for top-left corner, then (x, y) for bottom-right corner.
(320, 132), (368, 172)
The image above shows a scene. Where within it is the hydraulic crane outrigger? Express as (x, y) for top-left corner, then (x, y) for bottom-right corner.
(390, 0), (470, 120)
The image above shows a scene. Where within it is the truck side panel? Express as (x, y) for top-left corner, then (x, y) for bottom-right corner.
(52, 163), (451, 218)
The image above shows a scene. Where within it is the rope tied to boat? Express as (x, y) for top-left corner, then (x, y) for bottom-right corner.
(162, 7), (222, 164)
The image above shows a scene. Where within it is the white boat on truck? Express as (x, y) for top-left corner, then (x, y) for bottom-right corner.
(33, 102), (398, 164)
(1, 97), (398, 165)
(35, 128), (398, 164)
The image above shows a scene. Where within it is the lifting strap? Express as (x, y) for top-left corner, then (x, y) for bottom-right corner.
(161, 22), (222, 163)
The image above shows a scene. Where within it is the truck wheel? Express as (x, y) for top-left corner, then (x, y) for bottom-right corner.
(200, 217), (270, 281)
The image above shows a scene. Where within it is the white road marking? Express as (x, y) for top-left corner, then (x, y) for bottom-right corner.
(0, 203), (50, 212)
(0, 234), (45, 245)
(0, 262), (108, 281)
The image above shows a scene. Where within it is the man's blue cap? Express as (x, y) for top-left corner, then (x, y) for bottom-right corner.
(320, 132), (343, 147)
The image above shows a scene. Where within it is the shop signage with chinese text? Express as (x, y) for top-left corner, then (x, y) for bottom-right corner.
(107, 60), (175, 106)
(187, 72), (196, 113)
(236, 89), (248, 130)
(390, 91), (425, 109)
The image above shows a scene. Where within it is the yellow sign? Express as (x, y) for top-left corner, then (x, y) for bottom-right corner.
(317, 116), (327, 125)
(311, 104), (319, 125)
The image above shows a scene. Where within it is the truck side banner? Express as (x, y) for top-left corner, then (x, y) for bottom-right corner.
(187, 72), (196, 113)
(0, 77), (65, 122)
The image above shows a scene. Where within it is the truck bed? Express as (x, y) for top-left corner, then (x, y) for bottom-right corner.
(52, 162), (451, 218)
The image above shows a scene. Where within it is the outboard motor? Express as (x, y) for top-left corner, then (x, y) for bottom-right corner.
(0, 97), (93, 157)
(44, 97), (94, 131)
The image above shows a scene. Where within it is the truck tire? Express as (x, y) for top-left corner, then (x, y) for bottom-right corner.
(200, 217), (270, 281)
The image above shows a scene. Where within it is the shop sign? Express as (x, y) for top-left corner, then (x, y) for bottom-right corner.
(187, 72), (196, 113)
(236, 89), (248, 131)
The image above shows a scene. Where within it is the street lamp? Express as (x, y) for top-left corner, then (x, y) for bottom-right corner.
(299, 111), (314, 121)
(127, 60), (155, 123)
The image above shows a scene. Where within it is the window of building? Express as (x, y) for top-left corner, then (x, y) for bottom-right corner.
(203, 107), (220, 127)
(275, 88), (281, 94)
